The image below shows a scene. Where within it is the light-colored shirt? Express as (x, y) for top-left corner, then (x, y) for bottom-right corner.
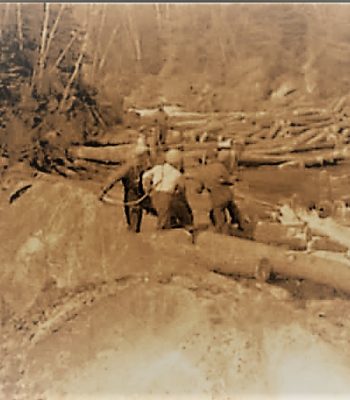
(143, 163), (182, 193)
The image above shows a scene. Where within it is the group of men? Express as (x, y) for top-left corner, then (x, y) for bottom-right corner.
(99, 130), (245, 237)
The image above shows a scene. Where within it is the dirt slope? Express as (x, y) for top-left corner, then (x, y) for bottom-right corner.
(1, 176), (350, 399)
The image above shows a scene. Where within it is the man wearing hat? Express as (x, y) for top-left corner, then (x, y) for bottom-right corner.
(153, 104), (169, 148)
(193, 148), (244, 234)
(99, 143), (152, 233)
(142, 148), (193, 230)
(217, 135), (236, 174)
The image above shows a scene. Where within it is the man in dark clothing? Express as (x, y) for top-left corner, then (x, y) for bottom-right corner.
(194, 150), (244, 234)
(99, 145), (153, 233)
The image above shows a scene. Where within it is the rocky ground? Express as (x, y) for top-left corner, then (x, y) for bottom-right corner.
(1, 164), (350, 399)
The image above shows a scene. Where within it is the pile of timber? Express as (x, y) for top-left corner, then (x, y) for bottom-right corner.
(57, 100), (350, 170)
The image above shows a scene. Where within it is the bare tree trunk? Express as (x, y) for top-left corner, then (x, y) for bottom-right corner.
(90, 4), (106, 84)
(34, 3), (50, 93)
(98, 26), (119, 73)
(217, 5), (227, 65)
(16, 4), (24, 51)
(164, 3), (171, 21)
(59, 34), (88, 112)
(126, 5), (142, 61)
(43, 4), (66, 63)
(0, 3), (10, 40)
(154, 3), (162, 32)
(51, 30), (78, 72)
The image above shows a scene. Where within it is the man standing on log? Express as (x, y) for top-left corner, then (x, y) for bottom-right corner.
(153, 104), (169, 148)
(142, 149), (193, 230)
(217, 136), (236, 174)
(194, 149), (244, 235)
(99, 144), (153, 233)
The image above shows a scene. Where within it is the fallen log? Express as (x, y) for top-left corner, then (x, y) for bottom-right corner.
(254, 221), (309, 251)
(289, 114), (332, 126)
(246, 127), (317, 154)
(300, 148), (350, 167)
(302, 130), (328, 146)
(68, 144), (132, 163)
(285, 126), (311, 136)
(173, 119), (208, 129)
(238, 153), (292, 167)
(309, 237), (348, 253)
(295, 209), (350, 249)
(292, 108), (327, 117)
(292, 142), (335, 154)
(195, 231), (350, 294)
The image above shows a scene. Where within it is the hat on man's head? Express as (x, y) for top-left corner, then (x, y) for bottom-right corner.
(165, 148), (182, 165)
(134, 143), (150, 157)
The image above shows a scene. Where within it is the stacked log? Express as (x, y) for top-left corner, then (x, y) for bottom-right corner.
(56, 99), (350, 171)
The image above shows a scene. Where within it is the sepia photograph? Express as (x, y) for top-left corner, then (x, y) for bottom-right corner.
(1, 2), (350, 399)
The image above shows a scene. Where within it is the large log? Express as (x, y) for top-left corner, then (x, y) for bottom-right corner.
(289, 114), (332, 126)
(195, 231), (350, 294)
(292, 142), (335, 154)
(68, 144), (132, 163)
(254, 221), (309, 251)
(239, 153), (292, 166)
(295, 209), (350, 249)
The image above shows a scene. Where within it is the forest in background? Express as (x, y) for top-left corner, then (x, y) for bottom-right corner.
(1, 3), (350, 161)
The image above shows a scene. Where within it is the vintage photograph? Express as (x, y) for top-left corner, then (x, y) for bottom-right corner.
(1, 2), (350, 399)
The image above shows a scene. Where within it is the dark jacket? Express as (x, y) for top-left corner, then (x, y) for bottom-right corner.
(195, 162), (234, 208)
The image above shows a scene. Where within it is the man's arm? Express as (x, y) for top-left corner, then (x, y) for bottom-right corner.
(142, 167), (155, 192)
(183, 169), (204, 194)
(99, 161), (133, 199)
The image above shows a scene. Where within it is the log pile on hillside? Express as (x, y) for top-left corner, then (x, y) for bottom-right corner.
(58, 99), (350, 174)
